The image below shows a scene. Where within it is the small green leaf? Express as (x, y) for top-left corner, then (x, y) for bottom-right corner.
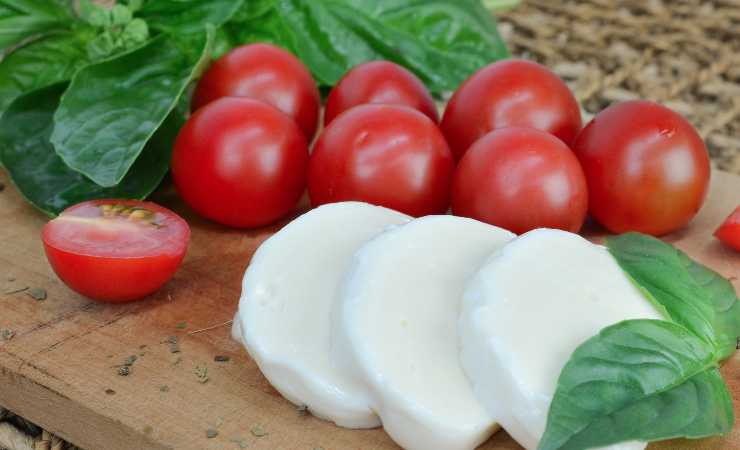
(0, 30), (93, 114)
(138, 0), (245, 34)
(78, 0), (111, 28)
(0, 83), (185, 216)
(120, 18), (149, 48)
(110, 4), (133, 26)
(539, 319), (730, 450)
(606, 233), (740, 360)
(85, 30), (116, 60)
(50, 31), (211, 187)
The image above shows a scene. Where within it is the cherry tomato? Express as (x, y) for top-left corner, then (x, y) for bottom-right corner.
(172, 97), (308, 228)
(715, 206), (740, 251)
(573, 100), (710, 236)
(324, 61), (438, 126)
(308, 104), (454, 217)
(192, 43), (320, 139)
(452, 127), (588, 234)
(42, 200), (189, 303)
(441, 59), (582, 161)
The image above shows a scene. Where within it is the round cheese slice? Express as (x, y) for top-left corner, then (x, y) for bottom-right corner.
(334, 215), (515, 450)
(459, 228), (662, 450)
(233, 202), (410, 428)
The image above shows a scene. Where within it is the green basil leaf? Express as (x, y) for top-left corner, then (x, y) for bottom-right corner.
(228, 0), (509, 94)
(553, 368), (733, 449)
(0, 0), (70, 51)
(539, 319), (728, 450)
(0, 29), (93, 114)
(606, 233), (740, 360)
(138, 0), (245, 34)
(50, 30), (211, 187)
(0, 83), (183, 216)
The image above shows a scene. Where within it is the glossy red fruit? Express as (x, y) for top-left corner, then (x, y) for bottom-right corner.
(192, 43), (320, 139)
(42, 199), (190, 303)
(715, 206), (740, 251)
(172, 97), (309, 228)
(573, 100), (710, 236)
(452, 127), (588, 234)
(324, 61), (438, 125)
(441, 59), (582, 161)
(308, 104), (454, 217)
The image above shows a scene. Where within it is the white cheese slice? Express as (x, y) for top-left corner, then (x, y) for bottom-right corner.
(233, 201), (410, 428)
(459, 228), (662, 450)
(334, 215), (515, 450)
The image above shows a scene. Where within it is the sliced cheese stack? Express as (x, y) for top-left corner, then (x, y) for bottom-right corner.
(458, 228), (662, 450)
(233, 202), (410, 428)
(334, 215), (515, 450)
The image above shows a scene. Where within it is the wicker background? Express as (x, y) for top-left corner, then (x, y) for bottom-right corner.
(499, 0), (740, 174)
(1, 1), (739, 449)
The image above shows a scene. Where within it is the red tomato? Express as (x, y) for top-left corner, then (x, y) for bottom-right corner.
(42, 200), (189, 303)
(192, 43), (320, 139)
(452, 127), (588, 234)
(715, 206), (740, 251)
(308, 104), (454, 217)
(324, 61), (438, 125)
(441, 59), (582, 161)
(573, 100), (710, 236)
(172, 97), (308, 228)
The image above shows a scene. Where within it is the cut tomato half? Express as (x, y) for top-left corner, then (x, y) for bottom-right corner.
(42, 199), (190, 303)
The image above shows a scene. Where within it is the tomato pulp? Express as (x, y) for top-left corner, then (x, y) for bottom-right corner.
(192, 43), (321, 139)
(308, 104), (454, 217)
(452, 127), (588, 234)
(42, 200), (190, 303)
(172, 97), (309, 228)
(324, 61), (438, 125)
(441, 59), (582, 161)
(573, 100), (710, 235)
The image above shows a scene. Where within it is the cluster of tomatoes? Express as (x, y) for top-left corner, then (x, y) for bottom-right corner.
(41, 43), (738, 304)
(172, 42), (713, 238)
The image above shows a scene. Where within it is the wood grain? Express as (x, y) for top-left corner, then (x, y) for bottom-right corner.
(0, 170), (738, 450)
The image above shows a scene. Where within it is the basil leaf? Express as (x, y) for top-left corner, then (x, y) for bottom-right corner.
(606, 233), (740, 360)
(50, 30), (211, 187)
(0, 30), (93, 113)
(228, 0), (509, 94)
(0, 83), (183, 216)
(555, 368), (733, 449)
(0, 0), (70, 51)
(539, 319), (728, 450)
(138, 0), (245, 34)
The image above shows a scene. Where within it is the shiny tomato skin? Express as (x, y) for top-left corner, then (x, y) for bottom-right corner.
(172, 97), (309, 228)
(573, 100), (710, 236)
(308, 104), (454, 217)
(715, 206), (740, 251)
(192, 43), (320, 139)
(324, 61), (438, 125)
(441, 59), (582, 161)
(452, 127), (588, 234)
(42, 199), (190, 303)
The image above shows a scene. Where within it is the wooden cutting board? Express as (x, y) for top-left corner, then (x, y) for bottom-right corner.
(0, 169), (738, 450)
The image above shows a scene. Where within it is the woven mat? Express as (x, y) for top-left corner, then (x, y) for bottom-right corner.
(499, 0), (740, 175)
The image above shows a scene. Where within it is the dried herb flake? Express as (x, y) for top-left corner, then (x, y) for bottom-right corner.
(214, 355), (230, 362)
(27, 287), (47, 301)
(206, 428), (219, 439)
(195, 366), (209, 383)
(117, 366), (130, 376)
(250, 425), (268, 438)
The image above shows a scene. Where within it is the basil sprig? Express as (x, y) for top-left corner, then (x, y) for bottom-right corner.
(0, 0), (509, 215)
(540, 234), (740, 450)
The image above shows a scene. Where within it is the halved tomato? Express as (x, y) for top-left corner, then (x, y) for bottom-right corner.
(715, 206), (740, 252)
(42, 199), (190, 303)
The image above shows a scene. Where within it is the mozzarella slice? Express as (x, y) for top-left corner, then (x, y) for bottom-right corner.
(459, 228), (662, 450)
(233, 202), (410, 428)
(334, 215), (515, 450)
